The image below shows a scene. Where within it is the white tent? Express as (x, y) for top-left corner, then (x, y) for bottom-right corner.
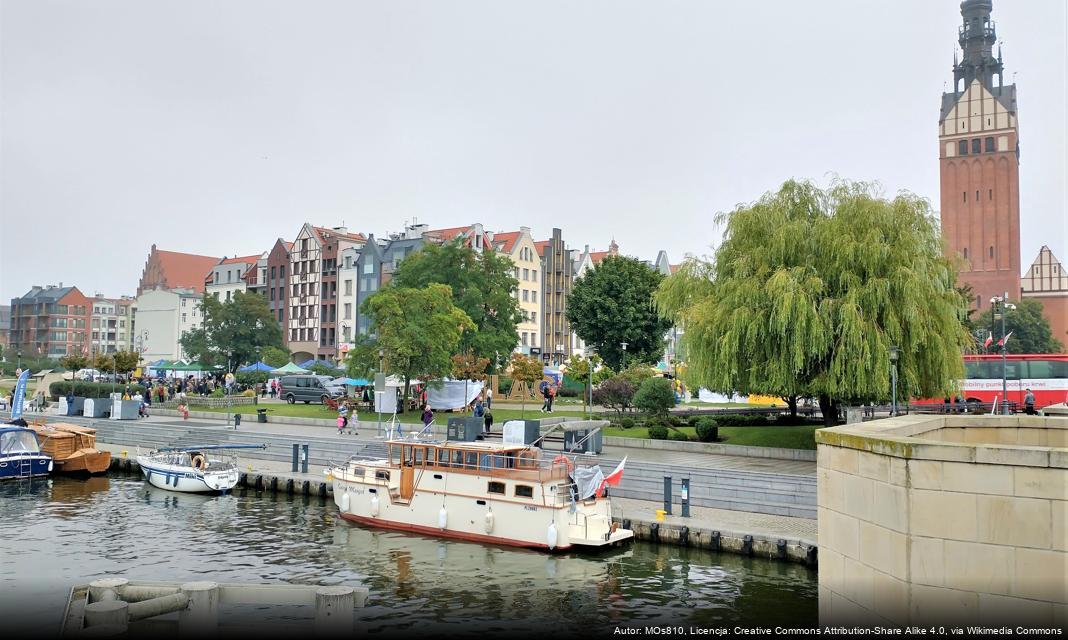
(426, 379), (485, 411)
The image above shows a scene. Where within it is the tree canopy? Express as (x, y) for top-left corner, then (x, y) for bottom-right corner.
(508, 353), (543, 418)
(261, 346), (291, 368)
(566, 255), (672, 370)
(974, 298), (1064, 354)
(656, 180), (972, 425)
(361, 284), (475, 399)
(180, 291), (284, 371)
(390, 241), (522, 372)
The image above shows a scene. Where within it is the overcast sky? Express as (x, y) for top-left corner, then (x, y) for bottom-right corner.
(1, 0), (1065, 302)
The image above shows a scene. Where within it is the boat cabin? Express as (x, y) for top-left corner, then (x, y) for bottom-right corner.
(0, 428), (42, 456)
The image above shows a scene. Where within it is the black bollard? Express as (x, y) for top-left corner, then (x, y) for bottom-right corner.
(649, 522), (660, 543)
(681, 478), (691, 518)
(285, 478), (294, 495)
(776, 539), (788, 559)
(663, 476), (672, 515)
(679, 526), (689, 546)
(805, 546), (819, 567)
(291, 444), (299, 473)
(710, 530), (721, 551)
(234, 413), (241, 429)
(742, 534), (754, 556)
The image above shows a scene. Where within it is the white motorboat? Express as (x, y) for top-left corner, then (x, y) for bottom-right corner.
(328, 433), (634, 552)
(136, 444), (265, 493)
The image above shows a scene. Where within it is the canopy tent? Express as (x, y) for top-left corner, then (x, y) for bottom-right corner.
(426, 379), (484, 411)
(385, 375), (421, 388)
(272, 362), (309, 374)
(237, 361), (274, 373)
(298, 358), (337, 369)
(335, 377), (370, 386)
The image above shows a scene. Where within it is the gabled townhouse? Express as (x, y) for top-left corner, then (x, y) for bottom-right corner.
(89, 294), (135, 355)
(205, 253), (263, 303)
(491, 227), (541, 355)
(133, 246), (221, 362)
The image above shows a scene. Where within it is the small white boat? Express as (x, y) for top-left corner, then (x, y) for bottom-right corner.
(136, 444), (265, 493)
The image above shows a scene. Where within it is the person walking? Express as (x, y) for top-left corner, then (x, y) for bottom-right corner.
(473, 399), (485, 418)
(483, 409), (494, 433)
(485, 387), (492, 409)
(540, 381), (551, 413)
(547, 384), (556, 413)
(338, 402), (349, 434)
(1024, 388), (1036, 415)
(422, 405), (434, 430)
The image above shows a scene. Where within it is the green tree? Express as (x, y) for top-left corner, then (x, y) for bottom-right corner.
(59, 354), (89, 373)
(261, 346), (291, 368)
(452, 350), (491, 412)
(361, 284), (475, 405)
(390, 240), (523, 371)
(633, 377), (675, 417)
(113, 351), (141, 380)
(656, 180), (972, 426)
(344, 335), (380, 381)
(565, 353), (601, 414)
(180, 291), (285, 371)
(508, 353), (543, 418)
(567, 255), (672, 370)
(974, 298), (1064, 354)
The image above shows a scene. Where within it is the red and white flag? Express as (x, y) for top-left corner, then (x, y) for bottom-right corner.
(597, 457), (627, 497)
(997, 331), (1013, 347)
(983, 333), (993, 349)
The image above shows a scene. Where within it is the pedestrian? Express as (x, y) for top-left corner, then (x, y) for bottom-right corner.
(1024, 388), (1036, 415)
(540, 381), (550, 413)
(178, 401), (189, 420)
(269, 380), (277, 399)
(485, 387), (492, 409)
(348, 401), (358, 435)
(422, 405), (434, 429)
(338, 401), (349, 434)
(473, 398), (484, 418)
(483, 409), (493, 433)
(547, 384), (556, 412)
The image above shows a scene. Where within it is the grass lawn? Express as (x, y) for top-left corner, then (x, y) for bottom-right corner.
(195, 402), (586, 424)
(600, 425), (818, 450)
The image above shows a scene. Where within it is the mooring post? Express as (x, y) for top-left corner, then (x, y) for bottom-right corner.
(680, 478), (690, 518)
(314, 585), (355, 634)
(301, 444), (310, 474)
(88, 577), (129, 603)
(83, 600), (129, 631)
(662, 476), (672, 515)
(291, 444), (299, 473)
(178, 582), (219, 636)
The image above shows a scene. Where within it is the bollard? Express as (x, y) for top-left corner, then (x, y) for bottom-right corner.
(742, 534), (754, 556)
(662, 476), (672, 516)
(89, 577), (130, 603)
(301, 480), (311, 495)
(776, 539), (788, 560)
(84, 601), (129, 630)
(268, 476), (278, 493)
(622, 518), (631, 531)
(254, 475), (264, 491)
(711, 531), (721, 551)
(234, 413), (241, 429)
(805, 545), (819, 567)
(679, 526), (689, 546)
(301, 444), (310, 474)
(178, 582), (219, 636)
(292, 444), (299, 473)
(649, 522), (660, 542)
(681, 478), (690, 518)
(314, 586), (355, 634)
(318, 482), (327, 498)
(286, 478), (294, 495)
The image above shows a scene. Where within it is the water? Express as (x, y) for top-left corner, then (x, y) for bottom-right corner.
(0, 475), (816, 636)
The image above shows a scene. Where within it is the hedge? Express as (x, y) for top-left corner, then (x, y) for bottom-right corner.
(50, 381), (148, 399)
(695, 418), (719, 442)
(648, 423), (669, 440)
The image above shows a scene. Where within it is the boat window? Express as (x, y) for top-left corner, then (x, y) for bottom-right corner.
(479, 454), (493, 471)
(0, 431), (39, 454)
(437, 449), (451, 467)
(350, 467), (365, 477)
(465, 451), (479, 468)
(488, 481), (505, 494)
(514, 484), (534, 499)
(414, 447), (425, 466)
(452, 450), (465, 468)
(390, 446), (401, 465)
(375, 470), (390, 481)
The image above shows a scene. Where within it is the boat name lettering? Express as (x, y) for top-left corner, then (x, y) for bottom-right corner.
(523, 506), (538, 512)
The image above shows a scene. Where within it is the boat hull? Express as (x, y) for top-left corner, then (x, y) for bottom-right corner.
(137, 459), (238, 493)
(0, 454), (53, 480)
(337, 510), (558, 550)
(54, 450), (112, 475)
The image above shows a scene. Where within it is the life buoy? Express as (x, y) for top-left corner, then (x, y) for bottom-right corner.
(191, 454), (207, 470)
(484, 511), (495, 534)
(552, 455), (573, 471)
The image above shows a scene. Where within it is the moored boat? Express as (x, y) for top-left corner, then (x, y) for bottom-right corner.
(0, 425), (53, 480)
(30, 422), (111, 475)
(328, 435), (634, 551)
(136, 444), (265, 493)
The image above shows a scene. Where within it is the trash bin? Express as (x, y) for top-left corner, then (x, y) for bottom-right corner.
(235, 413), (242, 427)
(257, 408), (268, 423)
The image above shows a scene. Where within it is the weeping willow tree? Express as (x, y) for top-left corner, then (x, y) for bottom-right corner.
(656, 180), (972, 426)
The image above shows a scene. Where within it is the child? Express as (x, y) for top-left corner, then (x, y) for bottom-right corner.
(337, 415), (346, 435)
(178, 402), (189, 420)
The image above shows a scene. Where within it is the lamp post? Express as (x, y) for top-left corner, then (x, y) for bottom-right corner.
(889, 345), (899, 417)
(620, 341), (628, 371)
(17, 350), (22, 371)
(587, 348), (595, 421)
(377, 348), (385, 436)
(990, 293), (1016, 414)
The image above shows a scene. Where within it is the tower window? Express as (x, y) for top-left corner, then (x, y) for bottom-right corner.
(963, 191), (967, 203)
(976, 190), (980, 202)
(985, 137), (995, 152)
(989, 189), (993, 200)
(971, 139), (981, 154)
(959, 140), (969, 155)
(989, 246), (994, 259)
(963, 248), (969, 259)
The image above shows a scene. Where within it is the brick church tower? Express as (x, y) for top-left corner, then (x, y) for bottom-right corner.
(939, 0), (1021, 312)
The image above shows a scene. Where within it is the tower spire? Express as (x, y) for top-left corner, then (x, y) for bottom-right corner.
(953, 0), (1004, 92)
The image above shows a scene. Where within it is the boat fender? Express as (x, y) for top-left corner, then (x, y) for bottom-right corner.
(48, 460), (54, 472)
(438, 507), (448, 529)
(340, 492), (350, 512)
(370, 495), (380, 517)
(547, 522), (558, 550)
(484, 511), (495, 534)
(191, 454), (206, 471)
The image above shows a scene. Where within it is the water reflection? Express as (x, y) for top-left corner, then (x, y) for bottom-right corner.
(0, 475), (816, 635)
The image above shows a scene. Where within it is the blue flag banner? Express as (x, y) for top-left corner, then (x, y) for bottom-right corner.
(11, 369), (31, 420)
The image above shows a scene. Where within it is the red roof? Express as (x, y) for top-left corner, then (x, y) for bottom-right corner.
(312, 226), (366, 244)
(425, 226), (470, 241)
(589, 251), (610, 265)
(534, 240), (551, 257)
(491, 231), (521, 254)
(153, 249), (221, 294)
(670, 264), (681, 274)
(219, 253), (262, 265)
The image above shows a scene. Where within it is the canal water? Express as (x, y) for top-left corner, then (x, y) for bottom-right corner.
(0, 475), (816, 636)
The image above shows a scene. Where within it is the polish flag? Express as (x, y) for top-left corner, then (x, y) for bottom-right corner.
(983, 333), (993, 349)
(997, 331), (1013, 347)
(597, 457), (627, 497)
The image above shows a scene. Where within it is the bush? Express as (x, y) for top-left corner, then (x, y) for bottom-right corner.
(236, 371), (269, 386)
(695, 417), (719, 442)
(240, 389), (256, 397)
(557, 386), (579, 398)
(50, 381), (147, 399)
(210, 387), (225, 398)
(620, 417), (636, 429)
(647, 423), (669, 440)
(592, 376), (636, 415)
(633, 377), (675, 417)
(715, 413), (769, 427)
(669, 430), (691, 442)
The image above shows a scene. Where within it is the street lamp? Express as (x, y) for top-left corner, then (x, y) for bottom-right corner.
(990, 293), (1016, 414)
(620, 341), (628, 370)
(17, 350), (22, 370)
(586, 347), (595, 421)
(378, 348), (385, 436)
(889, 345), (900, 417)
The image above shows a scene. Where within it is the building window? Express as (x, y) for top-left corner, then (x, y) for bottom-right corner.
(971, 138), (981, 154)
(488, 481), (505, 495)
(963, 248), (969, 259)
(989, 246), (994, 259)
(270, 288), (275, 301)
(344, 280), (352, 296)
(280, 265), (286, 278)
(531, 312), (536, 325)
(963, 191), (967, 203)
(522, 290), (529, 302)
(532, 271), (537, 283)
(523, 268), (529, 281)
(271, 266), (277, 280)
(181, 313), (187, 323)
(214, 273), (219, 284)
(985, 137), (995, 152)
(181, 298), (187, 307)
(531, 290), (537, 303)
(521, 332), (528, 346)
(959, 140), (968, 155)
(363, 262), (374, 274)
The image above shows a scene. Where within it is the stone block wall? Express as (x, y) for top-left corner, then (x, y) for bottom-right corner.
(817, 415), (1067, 627)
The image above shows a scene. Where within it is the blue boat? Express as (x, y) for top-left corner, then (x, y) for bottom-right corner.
(0, 426), (53, 480)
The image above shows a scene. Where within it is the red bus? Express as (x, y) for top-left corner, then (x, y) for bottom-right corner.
(951, 354), (1068, 409)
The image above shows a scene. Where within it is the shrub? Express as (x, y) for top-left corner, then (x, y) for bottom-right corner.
(592, 376), (636, 415)
(50, 381), (147, 399)
(236, 371), (269, 386)
(240, 389), (256, 397)
(620, 417), (636, 429)
(647, 423), (669, 440)
(695, 418), (719, 442)
(669, 430), (691, 442)
(716, 413), (769, 427)
(210, 388), (225, 398)
(633, 377), (675, 417)
(557, 386), (579, 398)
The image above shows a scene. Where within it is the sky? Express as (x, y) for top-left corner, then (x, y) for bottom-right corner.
(1, 0), (1065, 302)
